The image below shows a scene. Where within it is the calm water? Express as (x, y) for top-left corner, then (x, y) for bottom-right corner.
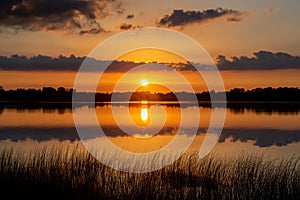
(0, 103), (299, 159)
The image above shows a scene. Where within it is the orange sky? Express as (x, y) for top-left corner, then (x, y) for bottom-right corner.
(0, 1), (299, 58)
(116, 48), (187, 64)
(1, 69), (300, 93)
(0, 1), (299, 91)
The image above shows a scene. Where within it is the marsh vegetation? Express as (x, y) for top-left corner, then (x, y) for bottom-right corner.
(0, 145), (299, 199)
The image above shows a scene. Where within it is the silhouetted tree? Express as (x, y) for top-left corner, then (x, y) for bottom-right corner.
(0, 87), (299, 102)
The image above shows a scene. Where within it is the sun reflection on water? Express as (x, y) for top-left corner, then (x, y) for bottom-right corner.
(141, 108), (148, 122)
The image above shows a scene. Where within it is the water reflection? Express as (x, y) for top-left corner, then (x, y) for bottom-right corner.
(140, 100), (149, 123)
(1, 102), (300, 115)
(1, 126), (300, 148)
(129, 101), (151, 126)
(0, 103), (299, 151)
(141, 108), (148, 122)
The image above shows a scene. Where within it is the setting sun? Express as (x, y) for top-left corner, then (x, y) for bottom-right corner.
(141, 79), (148, 86)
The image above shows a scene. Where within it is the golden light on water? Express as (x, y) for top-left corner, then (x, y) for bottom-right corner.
(96, 104), (182, 153)
(141, 100), (148, 104)
(141, 108), (148, 122)
(132, 134), (153, 139)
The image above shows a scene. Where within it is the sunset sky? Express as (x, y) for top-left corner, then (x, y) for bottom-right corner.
(0, 0), (299, 92)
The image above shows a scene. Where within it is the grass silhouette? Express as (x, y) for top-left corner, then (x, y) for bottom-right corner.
(0, 145), (299, 199)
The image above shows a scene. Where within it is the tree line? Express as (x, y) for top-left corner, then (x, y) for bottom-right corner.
(0, 86), (299, 102)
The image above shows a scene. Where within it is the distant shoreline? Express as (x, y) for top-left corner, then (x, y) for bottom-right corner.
(0, 86), (300, 102)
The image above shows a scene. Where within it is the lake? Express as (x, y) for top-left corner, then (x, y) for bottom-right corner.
(0, 102), (299, 163)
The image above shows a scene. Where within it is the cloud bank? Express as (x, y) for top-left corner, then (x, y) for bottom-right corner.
(217, 51), (300, 70)
(0, 0), (121, 34)
(0, 54), (140, 72)
(0, 51), (299, 71)
(157, 8), (244, 27)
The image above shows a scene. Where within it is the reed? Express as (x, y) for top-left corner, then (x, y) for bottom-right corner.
(0, 145), (299, 199)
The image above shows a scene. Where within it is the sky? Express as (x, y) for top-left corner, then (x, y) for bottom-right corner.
(0, 0), (299, 92)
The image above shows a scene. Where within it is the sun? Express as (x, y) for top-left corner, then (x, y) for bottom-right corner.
(141, 79), (148, 86)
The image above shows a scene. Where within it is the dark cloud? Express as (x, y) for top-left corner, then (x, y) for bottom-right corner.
(1, 51), (299, 72)
(79, 26), (106, 35)
(0, 0), (121, 34)
(0, 54), (85, 71)
(119, 22), (132, 30)
(157, 8), (244, 27)
(217, 51), (300, 70)
(119, 22), (142, 30)
(126, 14), (134, 19)
(0, 54), (140, 72)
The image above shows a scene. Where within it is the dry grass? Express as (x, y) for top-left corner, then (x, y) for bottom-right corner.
(0, 145), (299, 199)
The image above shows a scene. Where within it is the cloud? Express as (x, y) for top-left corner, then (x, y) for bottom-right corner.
(0, 0), (121, 34)
(1, 51), (299, 72)
(119, 22), (133, 30)
(0, 54), (85, 71)
(217, 51), (300, 70)
(0, 54), (140, 72)
(126, 14), (135, 19)
(79, 26), (107, 35)
(157, 8), (244, 27)
(119, 22), (143, 30)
